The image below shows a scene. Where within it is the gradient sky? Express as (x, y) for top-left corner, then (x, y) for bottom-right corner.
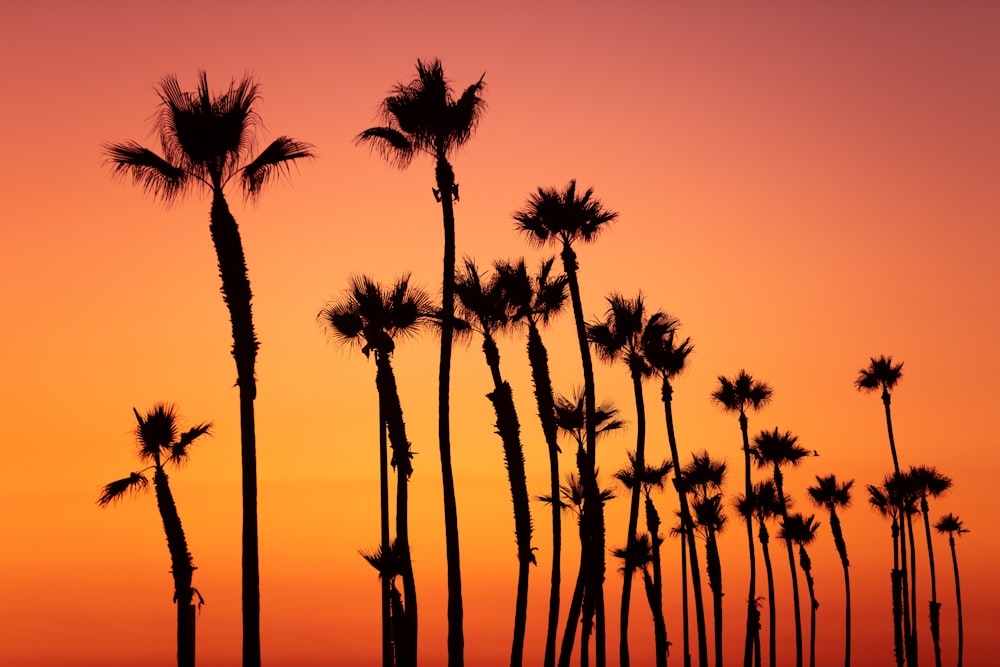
(1, 2), (998, 665)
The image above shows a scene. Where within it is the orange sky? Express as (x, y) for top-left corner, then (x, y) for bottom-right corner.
(1, 2), (998, 665)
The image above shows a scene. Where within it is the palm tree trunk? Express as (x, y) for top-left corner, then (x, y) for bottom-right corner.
(758, 521), (776, 667)
(559, 446), (593, 667)
(798, 546), (818, 667)
(153, 465), (195, 667)
(379, 411), (392, 667)
(919, 503), (941, 667)
(620, 371), (647, 667)
(827, 508), (851, 667)
(208, 191), (260, 667)
(775, 471), (802, 667)
(681, 526), (691, 667)
(899, 513), (914, 667)
(646, 494), (668, 667)
(947, 535), (963, 667)
(705, 530), (724, 667)
(881, 391), (901, 474)
(740, 414), (757, 667)
(905, 513), (918, 666)
(558, 555), (586, 667)
(891, 520), (904, 667)
(526, 323), (562, 667)
(435, 155), (464, 667)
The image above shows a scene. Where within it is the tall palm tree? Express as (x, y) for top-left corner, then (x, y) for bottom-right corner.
(807, 475), (854, 667)
(713, 371), (773, 667)
(98, 403), (212, 667)
(856, 356), (904, 474)
(104, 74), (312, 666)
(909, 466), (952, 667)
(780, 514), (821, 667)
(737, 480), (786, 667)
(642, 313), (707, 667)
(588, 291), (656, 667)
(359, 60), (486, 665)
(515, 180), (617, 665)
(684, 451), (728, 667)
(454, 259), (535, 667)
(751, 428), (809, 667)
(496, 256), (568, 667)
(319, 274), (433, 667)
(934, 514), (967, 667)
(868, 481), (905, 667)
(891, 472), (920, 666)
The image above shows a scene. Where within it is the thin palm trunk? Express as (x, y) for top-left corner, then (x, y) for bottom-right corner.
(827, 507), (851, 667)
(882, 390), (900, 474)
(758, 519), (777, 667)
(740, 415), (757, 667)
(891, 519), (904, 667)
(899, 513), (913, 667)
(379, 412), (392, 667)
(906, 513), (918, 666)
(646, 495), (668, 667)
(798, 546), (818, 667)
(947, 535), (963, 667)
(153, 464), (196, 667)
(920, 503), (941, 667)
(775, 470), (803, 667)
(620, 371), (647, 667)
(681, 526), (691, 667)
(705, 527), (724, 667)
(209, 191), (260, 667)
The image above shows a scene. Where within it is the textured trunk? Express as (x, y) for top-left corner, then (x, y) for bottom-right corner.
(948, 536), (963, 667)
(379, 410), (392, 667)
(775, 469), (802, 667)
(740, 413), (757, 667)
(798, 547), (818, 667)
(899, 513), (914, 667)
(705, 529), (724, 667)
(681, 522), (691, 667)
(646, 495), (669, 667)
(435, 155), (464, 667)
(758, 521), (776, 667)
(891, 520), (904, 667)
(827, 508), (850, 667)
(208, 191), (259, 667)
(153, 465), (195, 667)
(920, 502), (941, 667)
(905, 514), (918, 666)
(558, 445), (591, 667)
(619, 370), (646, 667)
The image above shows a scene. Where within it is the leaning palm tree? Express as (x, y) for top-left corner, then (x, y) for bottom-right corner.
(751, 428), (809, 667)
(454, 259), (534, 667)
(780, 514), (821, 667)
(713, 371), (773, 667)
(642, 313), (707, 667)
(588, 291), (656, 667)
(104, 73), (313, 666)
(934, 514), (967, 667)
(868, 481), (905, 667)
(515, 180), (617, 666)
(807, 475), (854, 667)
(319, 274), (433, 667)
(358, 60), (486, 665)
(98, 403), (212, 667)
(856, 356), (904, 474)
(496, 257), (568, 667)
(909, 465), (952, 667)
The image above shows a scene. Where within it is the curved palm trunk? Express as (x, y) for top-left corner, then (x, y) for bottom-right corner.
(379, 411), (392, 667)
(435, 155), (465, 667)
(881, 390), (901, 474)
(798, 546), (818, 667)
(662, 381), (709, 667)
(375, 354), (417, 667)
(525, 322), (563, 667)
(620, 370), (647, 667)
(826, 507), (851, 667)
(919, 501), (941, 667)
(758, 520), (777, 667)
(153, 464), (196, 667)
(209, 191), (260, 667)
(946, 535), (963, 667)
(774, 470), (803, 667)
(645, 494), (669, 667)
(740, 414), (758, 667)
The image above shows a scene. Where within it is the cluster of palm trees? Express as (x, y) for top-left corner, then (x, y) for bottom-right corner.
(100, 61), (969, 667)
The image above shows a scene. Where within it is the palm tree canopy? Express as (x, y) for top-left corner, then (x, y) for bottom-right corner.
(319, 274), (433, 358)
(495, 257), (568, 325)
(614, 450), (674, 491)
(908, 465), (952, 499)
(712, 370), (773, 416)
(512, 180), (617, 249)
(780, 512), (820, 545)
(807, 474), (854, 509)
(105, 71), (313, 201)
(641, 312), (693, 380)
(553, 389), (624, 449)
(934, 513), (968, 536)
(682, 451), (727, 494)
(454, 259), (509, 336)
(357, 58), (486, 168)
(692, 493), (727, 533)
(751, 427), (809, 470)
(134, 403), (212, 466)
(855, 355), (904, 394)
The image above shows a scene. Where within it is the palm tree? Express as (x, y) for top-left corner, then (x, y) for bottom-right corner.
(319, 275), (433, 667)
(361, 541), (413, 665)
(98, 403), (212, 667)
(780, 514), (821, 667)
(684, 451), (728, 667)
(807, 475), (854, 667)
(454, 259), (535, 667)
(642, 313), (707, 667)
(515, 180), (617, 665)
(868, 481), (905, 667)
(496, 257), (568, 667)
(358, 60), (486, 665)
(751, 428), (809, 667)
(934, 514), (967, 667)
(856, 356), (905, 474)
(737, 480), (786, 667)
(104, 73), (313, 666)
(588, 291), (656, 667)
(891, 472), (920, 666)
(713, 371), (773, 667)
(909, 466), (952, 667)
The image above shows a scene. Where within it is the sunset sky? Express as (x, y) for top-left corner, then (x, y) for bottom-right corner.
(1, 2), (998, 665)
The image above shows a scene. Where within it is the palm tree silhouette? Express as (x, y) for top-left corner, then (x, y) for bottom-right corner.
(713, 371), (773, 667)
(856, 356), (904, 474)
(868, 481), (905, 667)
(496, 257), (568, 667)
(807, 475), (853, 667)
(892, 472), (920, 666)
(98, 403), (212, 667)
(358, 60), (486, 665)
(454, 259), (536, 667)
(104, 73), (313, 666)
(780, 514), (821, 667)
(361, 540), (411, 665)
(934, 514), (967, 667)
(515, 180), (617, 666)
(751, 427), (809, 667)
(909, 465), (952, 667)
(319, 274), (433, 667)
(684, 451), (728, 667)
(588, 292), (656, 667)
(642, 313), (707, 667)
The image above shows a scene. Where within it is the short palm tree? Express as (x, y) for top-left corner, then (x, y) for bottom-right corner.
(780, 514), (821, 667)
(713, 371), (773, 667)
(319, 274), (433, 667)
(751, 428), (809, 667)
(454, 259), (535, 667)
(909, 465), (952, 667)
(934, 514), (967, 667)
(496, 256), (568, 667)
(807, 475), (853, 667)
(359, 60), (486, 665)
(856, 356), (904, 474)
(104, 73), (313, 666)
(868, 481), (905, 667)
(515, 181), (617, 666)
(98, 403), (212, 667)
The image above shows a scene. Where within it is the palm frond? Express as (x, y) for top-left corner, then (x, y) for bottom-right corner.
(170, 422), (213, 465)
(241, 136), (315, 199)
(97, 472), (149, 506)
(103, 141), (189, 203)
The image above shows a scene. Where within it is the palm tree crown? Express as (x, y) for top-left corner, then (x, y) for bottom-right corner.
(513, 180), (617, 249)
(855, 355), (903, 395)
